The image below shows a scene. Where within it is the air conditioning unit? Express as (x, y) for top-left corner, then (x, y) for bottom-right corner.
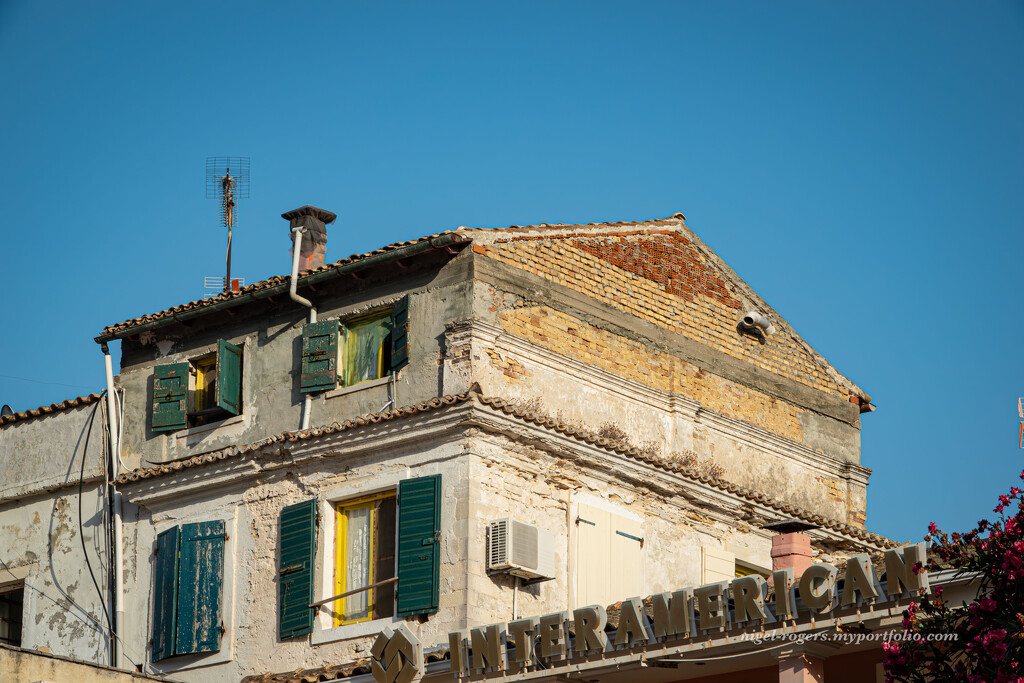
(486, 519), (555, 581)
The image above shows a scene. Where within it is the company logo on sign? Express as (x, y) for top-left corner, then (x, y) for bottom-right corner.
(370, 624), (423, 683)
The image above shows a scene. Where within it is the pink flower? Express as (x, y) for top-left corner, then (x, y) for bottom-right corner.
(981, 597), (997, 612)
(929, 522), (939, 535)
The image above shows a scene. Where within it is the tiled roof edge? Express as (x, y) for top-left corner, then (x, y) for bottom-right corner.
(0, 392), (104, 428)
(97, 231), (468, 339)
(115, 391), (894, 549)
(456, 213), (686, 234)
(114, 393), (474, 485)
(99, 215), (688, 340)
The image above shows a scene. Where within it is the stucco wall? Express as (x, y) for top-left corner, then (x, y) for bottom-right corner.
(111, 403), (870, 683)
(0, 643), (164, 683)
(116, 254), (473, 469)
(0, 403), (112, 666)
(120, 425), (470, 683)
(445, 285), (869, 525)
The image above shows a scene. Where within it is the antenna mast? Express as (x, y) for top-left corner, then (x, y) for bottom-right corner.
(206, 157), (250, 293)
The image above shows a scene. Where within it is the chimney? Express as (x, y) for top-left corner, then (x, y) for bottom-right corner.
(763, 520), (818, 578)
(282, 205), (337, 271)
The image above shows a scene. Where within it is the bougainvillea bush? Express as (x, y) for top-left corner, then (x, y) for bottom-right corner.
(883, 470), (1024, 682)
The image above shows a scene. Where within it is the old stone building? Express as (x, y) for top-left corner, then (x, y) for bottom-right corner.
(3, 207), (916, 683)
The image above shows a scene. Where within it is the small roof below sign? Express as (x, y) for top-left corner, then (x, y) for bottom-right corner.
(762, 519), (820, 534)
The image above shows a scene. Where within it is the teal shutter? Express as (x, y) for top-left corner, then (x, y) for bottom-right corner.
(151, 527), (180, 662)
(396, 475), (441, 616)
(216, 340), (243, 415)
(301, 320), (339, 393)
(279, 500), (317, 640)
(391, 296), (410, 373)
(175, 521), (225, 655)
(152, 363), (189, 432)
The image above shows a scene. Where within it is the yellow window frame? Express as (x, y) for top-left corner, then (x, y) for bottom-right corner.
(333, 491), (396, 627)
(193, 355), (217, 412)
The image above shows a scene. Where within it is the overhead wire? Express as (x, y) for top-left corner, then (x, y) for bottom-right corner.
(78, 397), (111, 634)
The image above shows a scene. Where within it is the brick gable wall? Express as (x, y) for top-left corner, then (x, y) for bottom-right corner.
(474, 229), (850, 401)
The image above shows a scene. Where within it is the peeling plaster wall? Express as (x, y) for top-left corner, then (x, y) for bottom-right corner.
(464, 431), (775, 621)
(453, 275), (869, 526)
(116, 252), (474, 468)
(0, 404), (112, 666)
(116, 402), (878, 682)
(121, 433), (470, 683)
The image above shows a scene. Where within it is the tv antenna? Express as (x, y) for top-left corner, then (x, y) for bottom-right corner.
(205, 157), (250, 293)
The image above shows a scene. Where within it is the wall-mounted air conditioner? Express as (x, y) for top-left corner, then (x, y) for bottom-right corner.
(486, 519), (555, 582)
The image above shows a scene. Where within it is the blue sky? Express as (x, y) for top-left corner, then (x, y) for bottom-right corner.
(1, 1), (1021, 543)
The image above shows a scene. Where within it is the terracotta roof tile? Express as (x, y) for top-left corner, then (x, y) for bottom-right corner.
(0, 392), (104, 428)
(99, 216), (685, 340)
(116, 392), (895, 549)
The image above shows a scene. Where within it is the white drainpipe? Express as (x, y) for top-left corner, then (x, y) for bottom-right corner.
(290, 227), (316, 430)
(101, 344), (124, 668)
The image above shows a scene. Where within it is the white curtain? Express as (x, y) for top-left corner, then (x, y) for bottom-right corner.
(344, 506), (372, 620)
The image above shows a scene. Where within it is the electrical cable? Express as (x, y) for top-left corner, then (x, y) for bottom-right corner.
(0, 553), (163, 677)
(79, 397), (111, 634)
(0, 400), (185, 680)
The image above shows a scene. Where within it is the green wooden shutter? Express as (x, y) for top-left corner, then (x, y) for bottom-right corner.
(390, 296), (410, 373)
(151, 527), (180, 662)
(301, 320), (339, 393)
(152, 363), (189, 432)
(175, 521), (225, 655)
(279, 499), (317, 640)
(396, 475), (441, 616)
(216, 340), (243, 415)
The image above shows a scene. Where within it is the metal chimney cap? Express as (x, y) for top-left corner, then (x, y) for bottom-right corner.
(281, 205), (337, 224)
(761, 519), (820, 534)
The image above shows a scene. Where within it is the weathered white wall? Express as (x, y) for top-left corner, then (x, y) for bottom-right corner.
(442, 278), (870, 525)
(116, 255), (473, 469)
(0, 643), (165, 683)
(121, 423), (470, 683)
(116, 404), (858, 683)
(0, 403), (112, 666)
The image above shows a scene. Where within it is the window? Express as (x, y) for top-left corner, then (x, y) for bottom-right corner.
(276, 475), (441, 642)
(333, 492), (396, 625)
(574, 500), (644, 608)
(299, 297), (409, 394)
(735, 561), (770, 579)
(152, 339), (242, 432)
(342, 313), (393, 387)
(0, 584), (23, 647)
(152, 521), (226, 662)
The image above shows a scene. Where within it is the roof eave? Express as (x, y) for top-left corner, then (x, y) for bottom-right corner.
(94, 233), (469, 344)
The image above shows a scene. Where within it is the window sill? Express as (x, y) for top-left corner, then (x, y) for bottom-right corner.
(324, 375), (391, 400)
(311, 614), (404, 645)
(174, 414), (245, 440)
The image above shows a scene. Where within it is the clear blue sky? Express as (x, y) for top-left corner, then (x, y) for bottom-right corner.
(1, 1), (1021, 544)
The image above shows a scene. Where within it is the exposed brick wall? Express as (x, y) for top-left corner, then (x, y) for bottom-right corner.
(498, 305), (805, 444)
(571, 233), (740, 308)
(476, 229), (850, 400)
